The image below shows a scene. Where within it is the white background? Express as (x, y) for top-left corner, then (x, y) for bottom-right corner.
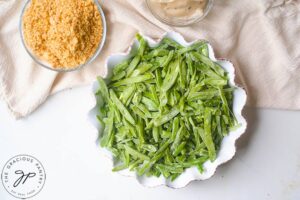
(0, 86), (300, 200)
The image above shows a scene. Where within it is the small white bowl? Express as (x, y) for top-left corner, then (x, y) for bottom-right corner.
(88, 32), (247, 188)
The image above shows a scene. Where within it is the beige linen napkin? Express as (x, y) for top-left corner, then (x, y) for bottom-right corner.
(0, 0), (299, 118)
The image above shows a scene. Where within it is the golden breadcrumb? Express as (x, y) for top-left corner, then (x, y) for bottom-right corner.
(22, 0), (103, 69)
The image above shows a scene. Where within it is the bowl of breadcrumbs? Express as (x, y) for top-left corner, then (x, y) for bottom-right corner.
(20, 0), (106, 71)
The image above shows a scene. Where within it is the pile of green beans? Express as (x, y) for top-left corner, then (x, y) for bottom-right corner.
(96, 34), (237, 181)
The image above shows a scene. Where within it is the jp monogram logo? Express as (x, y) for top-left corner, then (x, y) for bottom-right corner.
(1, 155), (46, 199)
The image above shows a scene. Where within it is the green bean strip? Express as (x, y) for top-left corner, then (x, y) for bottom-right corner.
(153, 107), (180, 126)
(112, 74), (153, 87)
(100, 111), (114, 147)
(110, 89), (135, 125)
(161, 59), (180, 92)
(200, 108), (216, 161)
(124, 145), (150, 161)
(126, 55), (141, 77)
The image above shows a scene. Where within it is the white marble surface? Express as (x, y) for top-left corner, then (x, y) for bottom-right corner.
(0, 86), (299, 200)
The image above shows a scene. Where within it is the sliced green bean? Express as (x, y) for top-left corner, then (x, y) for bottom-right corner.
(110, 89), (135, 125)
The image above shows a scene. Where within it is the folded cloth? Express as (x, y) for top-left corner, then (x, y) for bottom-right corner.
(0, 0), (299, 118)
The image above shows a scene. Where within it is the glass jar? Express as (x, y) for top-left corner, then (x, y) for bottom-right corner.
(146, 0), (213, 27)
